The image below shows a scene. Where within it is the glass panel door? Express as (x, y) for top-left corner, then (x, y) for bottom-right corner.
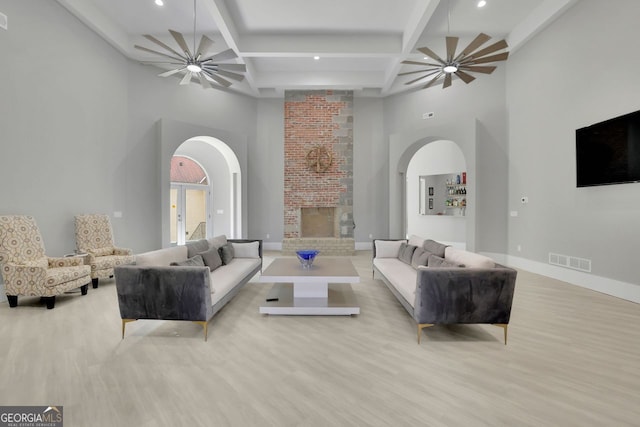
(170, 186), (180, 245)
(170, 184), (209, 245)
(185, 188), (207, 242)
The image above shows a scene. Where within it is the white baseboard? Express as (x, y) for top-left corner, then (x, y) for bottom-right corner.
(482, 252), (640, 304)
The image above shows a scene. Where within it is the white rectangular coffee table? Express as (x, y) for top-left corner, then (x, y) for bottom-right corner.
(259, 257), (360, 315)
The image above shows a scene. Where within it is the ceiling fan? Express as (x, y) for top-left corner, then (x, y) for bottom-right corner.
(134, 0), (245, 89)
(400, 33), (508, 90)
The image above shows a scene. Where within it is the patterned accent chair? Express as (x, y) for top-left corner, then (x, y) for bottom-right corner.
(74, 214), (135, 288)
(0, 215), (91, 309)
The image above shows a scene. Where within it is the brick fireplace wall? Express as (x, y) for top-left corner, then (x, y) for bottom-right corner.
(283, 90), (354, 255)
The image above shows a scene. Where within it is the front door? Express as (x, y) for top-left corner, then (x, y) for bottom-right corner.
(170, 184), (210, 245)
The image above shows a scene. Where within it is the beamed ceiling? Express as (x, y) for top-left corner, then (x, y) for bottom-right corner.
(57, 0), (577, 97)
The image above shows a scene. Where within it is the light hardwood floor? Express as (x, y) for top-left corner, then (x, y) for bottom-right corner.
(1, 251), (639, 426)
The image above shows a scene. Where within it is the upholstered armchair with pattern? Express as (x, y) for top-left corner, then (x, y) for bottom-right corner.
(0, 215), (91, 309)
(74, 214), (135, 288)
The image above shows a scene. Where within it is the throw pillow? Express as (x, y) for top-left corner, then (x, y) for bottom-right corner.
(186, 239), (209, 258)
(411, 247), (430, 269)
(207, 234), (227, 250)
(444, 247), (495, 268)
(198, 246), (223, 272)
(170, 255), (205, 267)
(232, 241), (260, 258)
(423, 239), (448, 258)
(374, 240), (406, 258)
(398, 243), (417, 265)
(218, 242), (235, 265)
(427, 254), (461, 268)
(407, 234), (425, 248)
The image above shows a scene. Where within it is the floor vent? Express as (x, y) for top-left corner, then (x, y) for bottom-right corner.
(0, 12), (7, 30)
(549, 252), (591, 273)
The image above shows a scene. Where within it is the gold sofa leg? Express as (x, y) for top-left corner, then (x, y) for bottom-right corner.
(493, 323), (508, 345)
(193, 321), (209, 341)
(121, 319), (137, 339)
(417, 324), (434, 344)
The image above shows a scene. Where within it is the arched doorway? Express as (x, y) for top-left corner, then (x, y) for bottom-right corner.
(171, 136), (242, 243)
(406, 140), (468, 248)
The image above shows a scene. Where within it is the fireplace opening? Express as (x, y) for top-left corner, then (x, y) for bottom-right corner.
(301, 207), (335, 238)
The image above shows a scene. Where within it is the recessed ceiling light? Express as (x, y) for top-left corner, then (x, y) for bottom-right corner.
(477, 0), (487, 7)
(313, 56), (320, 60)
(155, 0), (164, 6)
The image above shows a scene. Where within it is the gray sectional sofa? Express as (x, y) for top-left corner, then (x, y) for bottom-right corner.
(373, 235), (516, 344)
(114, 235), (262, 341)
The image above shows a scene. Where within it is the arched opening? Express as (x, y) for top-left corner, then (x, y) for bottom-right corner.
(389, 119), (477, 251)
(406, 140), (468, 248)
(170, 136), (242, 243)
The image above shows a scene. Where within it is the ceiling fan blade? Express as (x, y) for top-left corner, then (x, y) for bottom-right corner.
(169, 30), (192, 57)
(446, 37), (459, 62)
(203, 70), (232, 87)
(216, 63), (247, 72)
(398, 68), (440, 77)
(423, 71), (444, 89)
(158, 67), (186, 77)
(202, 48), (238, 63)
(198, 73), (212, 89)
(463, 52), (509, 65)
(464, 39), (508, 61)
(402, 60), (443, 67)
(143, 34), (186, 60)
(405, 69), (441, 85)
(417, 47), (445, 64)
(455, 70), (476, 84)
(443, 73), (452, 88)
(134, 45), (184, 62)
(456, 33), (491, 60)
(196, 35), (215, 58)
(458, 65), (497, 74)
(212, 69), (245, 82)
(180, 71), (193, 85)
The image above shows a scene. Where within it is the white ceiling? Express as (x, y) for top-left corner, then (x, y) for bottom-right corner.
(56, 0), (577, 98)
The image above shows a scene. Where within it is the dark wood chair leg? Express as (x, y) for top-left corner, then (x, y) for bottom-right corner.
(44, 296), (56, 309)
(81, 284), (89, 295)
(7, 295), (18, 307)
(92, 278), (99, 289)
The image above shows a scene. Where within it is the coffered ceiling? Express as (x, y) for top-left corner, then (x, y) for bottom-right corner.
(56, 0), (577, 97)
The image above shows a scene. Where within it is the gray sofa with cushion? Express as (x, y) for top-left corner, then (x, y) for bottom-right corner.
(373, 235), (516, 344)
(114, 235), (262, 341)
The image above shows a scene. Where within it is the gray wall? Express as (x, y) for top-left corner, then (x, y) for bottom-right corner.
(0, 0), (129, 256)
(249, 99), (285, 245)
(382, 69), (508, 253)
(0, 1), (257, 256)
(506, 0), (640, 287)
(353, 98), (387, 244)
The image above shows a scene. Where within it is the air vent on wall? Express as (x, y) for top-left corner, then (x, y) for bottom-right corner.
(0, 12), (7, 30)
(549, 252), (591, 273)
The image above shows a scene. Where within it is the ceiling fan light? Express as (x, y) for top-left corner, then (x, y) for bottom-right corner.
(155, 0), (164, 6)
(477, 0), (487, 7)
(187, 63), (202, 73)
(443, 64), (458, 73)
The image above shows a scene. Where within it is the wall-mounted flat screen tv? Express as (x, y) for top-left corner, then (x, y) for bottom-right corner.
(576, 109), (640, 187)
